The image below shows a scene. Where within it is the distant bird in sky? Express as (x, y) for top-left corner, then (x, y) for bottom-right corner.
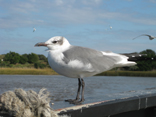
(33, 28), (36, 32)
(133, 34), (156, 40)
(110, 26), (112, 29)
(105, 26), (112, 31)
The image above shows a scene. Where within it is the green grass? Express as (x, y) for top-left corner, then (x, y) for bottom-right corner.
(0, 68), (58, 75)
(10, 63), (35, 68)
(0, 68), (156, 77)
(97, 71), (156, 77)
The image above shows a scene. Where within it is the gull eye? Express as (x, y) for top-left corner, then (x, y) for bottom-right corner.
(52, 41), (57, 44)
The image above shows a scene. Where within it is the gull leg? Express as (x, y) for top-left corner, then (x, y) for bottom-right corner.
(75, 78), (81, 100)
(80, 78), (85, 102)
(65, 78), (81, 103)
(70, 78), (85, 105)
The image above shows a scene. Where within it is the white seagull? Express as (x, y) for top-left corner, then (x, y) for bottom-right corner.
(35, 36), (136, 104)
(133, 34), (156, 40)
(33, 28), (36, 32)
(110, 26), (112, 29)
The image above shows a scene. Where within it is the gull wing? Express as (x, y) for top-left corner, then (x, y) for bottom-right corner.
(62, 46), (129, 72)
(133, 34), (150, 40)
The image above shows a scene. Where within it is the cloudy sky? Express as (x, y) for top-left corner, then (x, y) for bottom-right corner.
(0, 0), (156, 56)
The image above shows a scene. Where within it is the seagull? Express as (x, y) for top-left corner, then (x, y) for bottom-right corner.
(110, 26), (112, 29)
(105, 26), (112, 31)
(33, 28), (36, 32)
(35, 36), (136, 104)
(133, 34), (156, 40)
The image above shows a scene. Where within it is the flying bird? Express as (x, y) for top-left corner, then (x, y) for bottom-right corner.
(133, 34), (156, 40)
(105, 26), (112, 31)
(110, 26), (112, 29)
(35, 36), (136, 104)
(33, 28), (36, 32)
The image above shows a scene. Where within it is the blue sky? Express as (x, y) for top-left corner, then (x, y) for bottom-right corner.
(0, 0), (156, 56)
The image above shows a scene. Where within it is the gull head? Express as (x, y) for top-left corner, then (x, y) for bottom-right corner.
(35, 36), (70, 51)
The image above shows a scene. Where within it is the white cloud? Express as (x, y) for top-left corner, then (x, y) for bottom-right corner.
(55, 0), (64, 6)
(0, 0), (37, 14)
(149, 0), (156, 3)
(82, 0), (102, 5)
(124, 0), (133, 1)
(0, 0), (156, 30)
(130, 17), (156, 25)
(10, 2), (37, 13)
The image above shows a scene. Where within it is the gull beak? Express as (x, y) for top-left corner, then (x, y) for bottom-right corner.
(34, 42), (48, 47)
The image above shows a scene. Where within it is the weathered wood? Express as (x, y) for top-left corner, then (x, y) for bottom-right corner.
(57, 93), (156, 117)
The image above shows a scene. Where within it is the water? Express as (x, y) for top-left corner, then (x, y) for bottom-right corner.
(0, 75), (156, 109)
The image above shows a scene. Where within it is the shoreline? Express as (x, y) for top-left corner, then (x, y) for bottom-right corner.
(0, 68), (156, 77)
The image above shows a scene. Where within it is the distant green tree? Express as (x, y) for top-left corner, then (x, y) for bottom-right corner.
(38, 54), (47, 62)
(4, 51), (20, 64)
(140, 49), (156, 56)
(34, 62), (39, 69)
(19, 55), (28, 64)
(22, 54), (28, 60)
(0, 61), (10, 67)
(34, 62), (46, 69)
(136, 49), (156, 71)
(27, 53), (39, 63)
(152, 61), (156, 70)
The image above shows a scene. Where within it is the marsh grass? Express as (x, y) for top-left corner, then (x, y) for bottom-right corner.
(97, 71), (156, 77)
(0, 68), (156, 77)
(0, 68), (58, 75)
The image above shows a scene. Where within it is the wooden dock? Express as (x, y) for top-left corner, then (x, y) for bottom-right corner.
(56, 93), (156, 117)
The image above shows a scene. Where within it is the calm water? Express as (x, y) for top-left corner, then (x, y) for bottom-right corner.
(0, 75), (156, 109)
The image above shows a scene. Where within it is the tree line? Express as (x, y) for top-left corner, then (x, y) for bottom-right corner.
(0, 49), (156, 71)
(120, 49), (156, 71)
(136, 49), (156, 71)
(0, 52), (48, 68)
